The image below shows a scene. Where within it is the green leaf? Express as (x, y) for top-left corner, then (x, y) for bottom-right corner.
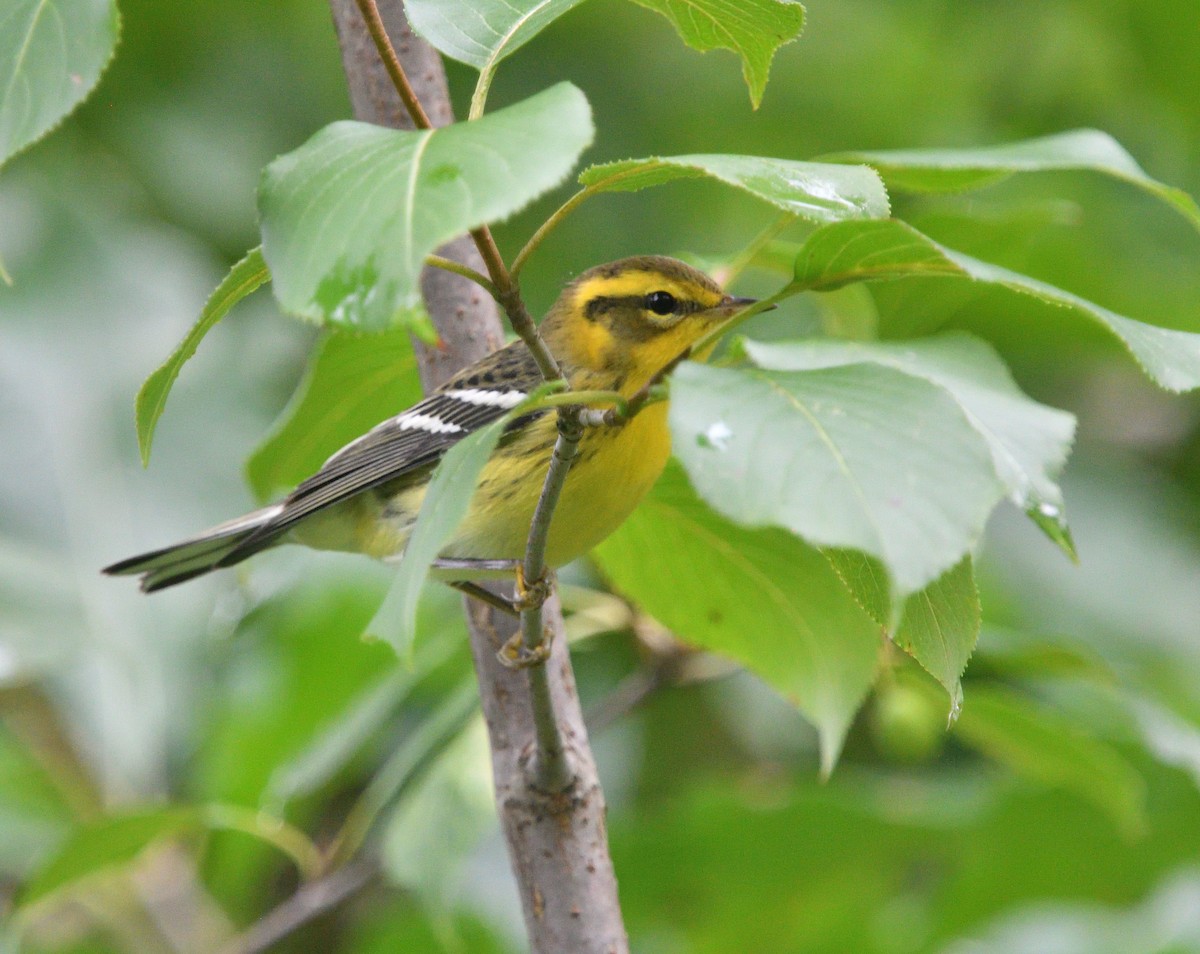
(892, 559), (979, 720)
(670, 361), (1004, 601)
(335, 678), (480, 866)
(259, 83), (593, 331)
(627, 0), (806, 108)
(18, 805), (319, 909)
(19, 809), (194, 908)
(579, 154), (889, 223)
(135, 247), (270, 466)
(246, 328), (422, 501)
(382, 718), (496, 909)
(365, 392), (549, 658)
(953, 686), (1146, 839)
(407, 0), (588, 72)
(0, 0), (120, 168)
(594, 463), (880, 772)
(827, 551), (979, 717)
(266, 605), (464, 807)
(789, 218), (1200, 392)
(823, 129), (1200, 231)
(745, 333), (1078, 558)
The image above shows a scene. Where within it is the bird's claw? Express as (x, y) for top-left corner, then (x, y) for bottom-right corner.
(514, 564), (554, 612)
(497, 626), (554, 669)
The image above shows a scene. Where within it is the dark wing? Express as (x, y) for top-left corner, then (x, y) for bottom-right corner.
(217, 341), (542, 564)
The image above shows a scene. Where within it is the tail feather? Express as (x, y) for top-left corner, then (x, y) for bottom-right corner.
(104, 505), (284, 592)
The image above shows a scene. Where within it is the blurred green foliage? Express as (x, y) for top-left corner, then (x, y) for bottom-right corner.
(2, 0), (1200, 951)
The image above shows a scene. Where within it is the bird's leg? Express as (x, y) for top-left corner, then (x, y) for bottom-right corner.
(439, 560), (557, 667)
(513, 563), (554, 611)
(497, 629), (553, 669)
(496, 564), (556, 669)
(448, 580), (522, 618)
(439, 561), (554, 612)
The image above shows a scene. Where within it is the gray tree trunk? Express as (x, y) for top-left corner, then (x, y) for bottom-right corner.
(327, 4), (629, 950)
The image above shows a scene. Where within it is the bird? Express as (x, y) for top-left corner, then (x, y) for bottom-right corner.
(104, 256), (754, 593)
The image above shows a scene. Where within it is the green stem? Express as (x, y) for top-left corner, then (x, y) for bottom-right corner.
(719, 212), (798, 287)
(511, 187), (592, 279)
(511, 165), (657, 278)
(530, 389), (628, 415)
(202, 805), (324, 880)
(469, 66), (496, 121)
(425, 254), (499, 298)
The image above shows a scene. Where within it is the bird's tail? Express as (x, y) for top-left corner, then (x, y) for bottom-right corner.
(103, 504), (284, 592)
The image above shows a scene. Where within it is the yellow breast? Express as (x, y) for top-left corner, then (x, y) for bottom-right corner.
(444, 401), (671, 566)
(294, 403), (671, 568)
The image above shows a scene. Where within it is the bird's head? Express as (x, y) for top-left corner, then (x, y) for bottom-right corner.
(540, 256), (755, 396)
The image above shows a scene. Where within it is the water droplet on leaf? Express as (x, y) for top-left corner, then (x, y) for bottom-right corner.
(1027, 500), (1078, 563)
(697, 420), (733, 451)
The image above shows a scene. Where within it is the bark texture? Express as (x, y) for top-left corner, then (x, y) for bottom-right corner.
(328, 4), (629, 950)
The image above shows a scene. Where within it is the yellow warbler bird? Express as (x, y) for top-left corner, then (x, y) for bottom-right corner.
(105, 256), (753, 592)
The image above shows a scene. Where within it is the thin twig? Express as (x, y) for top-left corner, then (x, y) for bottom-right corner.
(218, 859), (378, 954)
(519, 410), (585, 790)
(585, 667), (668, 737)
(471, 222), (563, 381)
(352, 0), (563, 385)
(352, 0), (432, 129)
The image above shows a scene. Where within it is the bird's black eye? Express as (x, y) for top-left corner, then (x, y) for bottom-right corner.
(645, 291), (677, 316)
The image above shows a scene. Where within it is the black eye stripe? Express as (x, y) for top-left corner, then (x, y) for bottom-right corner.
(584, 292), (706, 321)
(585, 294), (645, 320)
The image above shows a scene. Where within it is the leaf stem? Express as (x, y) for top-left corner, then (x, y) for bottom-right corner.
(512, 163), (706, 279)
(201, 805), (324, 881)
(511, 186), (592, 279)
(425, 254), (499, 297)
(469, 67), (495, 121)
(717, 212), (798, 288)
(531, 388), (628, 414)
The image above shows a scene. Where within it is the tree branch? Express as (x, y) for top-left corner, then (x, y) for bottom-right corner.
(218, 860), (378, 954)
(350, 0), (563, 384)
(346, 0), (579, 801)
(328, 3), (628, 951)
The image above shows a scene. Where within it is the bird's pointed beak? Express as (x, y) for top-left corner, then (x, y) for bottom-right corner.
(699, 295), (774, 321)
